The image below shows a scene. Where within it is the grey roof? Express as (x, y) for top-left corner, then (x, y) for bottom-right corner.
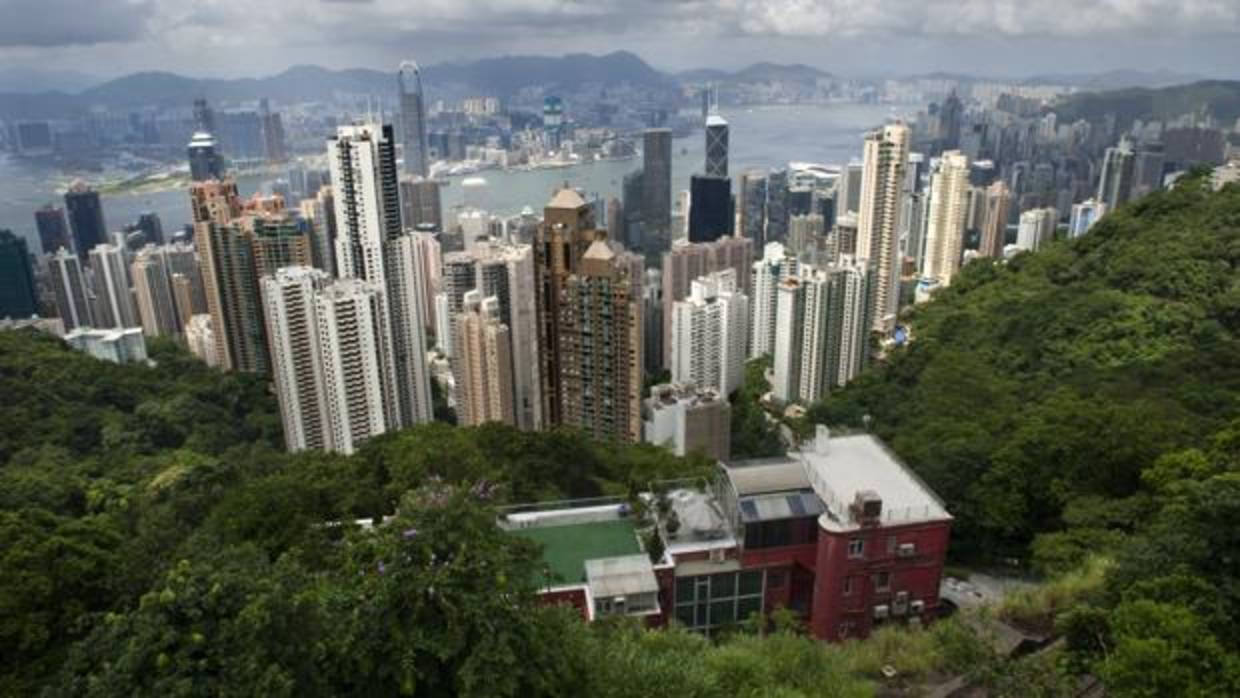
(722, 459), (812, 496)
(585, 554), (659, 599)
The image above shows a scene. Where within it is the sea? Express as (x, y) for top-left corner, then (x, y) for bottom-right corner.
(0, 103), (909, 248)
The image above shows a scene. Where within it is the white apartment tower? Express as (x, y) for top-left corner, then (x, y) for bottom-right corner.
(670, 268), (750, 398)
(316, 278), (400, 455)
(47, 247), (94, 330)
(262, 267), (332, 452)
(856, 123), (909, 333)
(328, 123), (433, 428)
(749, 241), (799, 359)
(88, 241), (139, 329)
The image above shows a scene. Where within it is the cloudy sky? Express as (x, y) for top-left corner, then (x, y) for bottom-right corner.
(1, 0), (1238, 81)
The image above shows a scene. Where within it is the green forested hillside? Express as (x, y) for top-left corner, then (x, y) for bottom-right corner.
(807, 175), (1240, 693)
(1051, 80), (1240, 127)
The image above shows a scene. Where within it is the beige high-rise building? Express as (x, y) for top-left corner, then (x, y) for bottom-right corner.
(192, 179), (245, 369)
(558, 240), (643, 442)
(921, 150), (971, 289)
(454, 290), (516, 427)
(978, 181), (1012, 259)
(131, 242), (204, 337)
(856, 123), (909, 332)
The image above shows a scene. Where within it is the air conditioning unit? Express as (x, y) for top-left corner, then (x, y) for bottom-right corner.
(893, 592), (909, 615)
(897, 543), (916, 558)
(910, 600), (925, 614)
(873, 604), (890, 620)
(710, 548), (726, 563)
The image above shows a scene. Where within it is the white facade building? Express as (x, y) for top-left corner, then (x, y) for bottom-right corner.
(670, 268), (749, 398)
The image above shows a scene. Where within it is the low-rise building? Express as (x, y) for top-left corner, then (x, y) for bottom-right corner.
(504, 426), (953, 642)
(643, 383), (731, 461)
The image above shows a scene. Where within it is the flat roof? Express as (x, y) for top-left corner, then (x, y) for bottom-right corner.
(586, 554), (659, 598)
(798, 433), (951, 530)
(510, 519), (643, 587)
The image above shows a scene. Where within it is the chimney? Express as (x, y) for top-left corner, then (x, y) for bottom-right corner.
(815, 425), (831, 454)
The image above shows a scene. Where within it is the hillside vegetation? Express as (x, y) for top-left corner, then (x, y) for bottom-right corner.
(807, 175), (1240, 693)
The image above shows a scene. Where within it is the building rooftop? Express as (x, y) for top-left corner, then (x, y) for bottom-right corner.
(586, 554), (659, 599)
(547, 187), (587, 210)
(796, 428), (951, 531)
(508, 518), (643, 588)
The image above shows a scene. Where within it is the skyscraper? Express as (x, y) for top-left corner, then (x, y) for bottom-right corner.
(1097, 137), (1136, 212)
(188, 131), (225, 182)
(739, 170), (768, 248)
(262, 266), (332, 452)
(977, 181), (1012, 258)
(399, 177), (443, 230)
(259, 98), (287, 163)
(47, 247), (94, 330)
(670, 269), (749, 397)
(454, 290), (517, 427)
(705, 114), (729, 178)
(1016, 207), (1058, 252)
(687, 175), (734, 243)
(64, 182), (107, 263)
(131, 244), (194, 336)
(397, 61), (430, 177)
(557, 239), (644, 442)
(535, 187), (601, 427)
(661, 236), (754, 368)
(135, 212), (165, 246)
(329, 122), (432, 427)
(329, 123), (402, 284)
(771, 260), (872, 405)
(856, 123), (909, 333)
(1068, 199), (1107, 238)
(921, 150), (970, 289)
(0, 230), (37, 320)
(642, 128), (673, 253)
(749, 242), (798, 359)
(34, 205), (71, 255)
(299, 187), (337, 276)
(89, 242), (139, 329)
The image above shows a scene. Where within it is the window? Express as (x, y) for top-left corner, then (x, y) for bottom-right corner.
(848, 538), (865, 558)
(673, 571), (766, 634)
(875, 571), (891, 592)
(843, 576), (854, 596)
(887, 536), (898, 554)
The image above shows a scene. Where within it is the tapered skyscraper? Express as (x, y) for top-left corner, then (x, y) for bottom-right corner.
(398, 61), (430, 178)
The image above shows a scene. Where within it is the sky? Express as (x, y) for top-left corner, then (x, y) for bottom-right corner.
(1, 0), (1238, 82)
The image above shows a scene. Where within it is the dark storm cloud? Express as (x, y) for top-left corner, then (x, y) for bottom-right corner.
(0, 0), (153, 47)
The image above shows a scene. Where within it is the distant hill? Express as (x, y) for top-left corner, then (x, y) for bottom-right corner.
(0, 51), (673, 119)
(1025, 69), (1207, 90)
(0, 68), (99, 94)
(1051, 80), (1240, 127)
(677, 62), (833, 86)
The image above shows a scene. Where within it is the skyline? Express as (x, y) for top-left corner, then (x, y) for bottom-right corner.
(1, 0), (1239, 84)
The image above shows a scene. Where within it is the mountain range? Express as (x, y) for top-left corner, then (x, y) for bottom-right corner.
(0, 51), (1227, 121)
